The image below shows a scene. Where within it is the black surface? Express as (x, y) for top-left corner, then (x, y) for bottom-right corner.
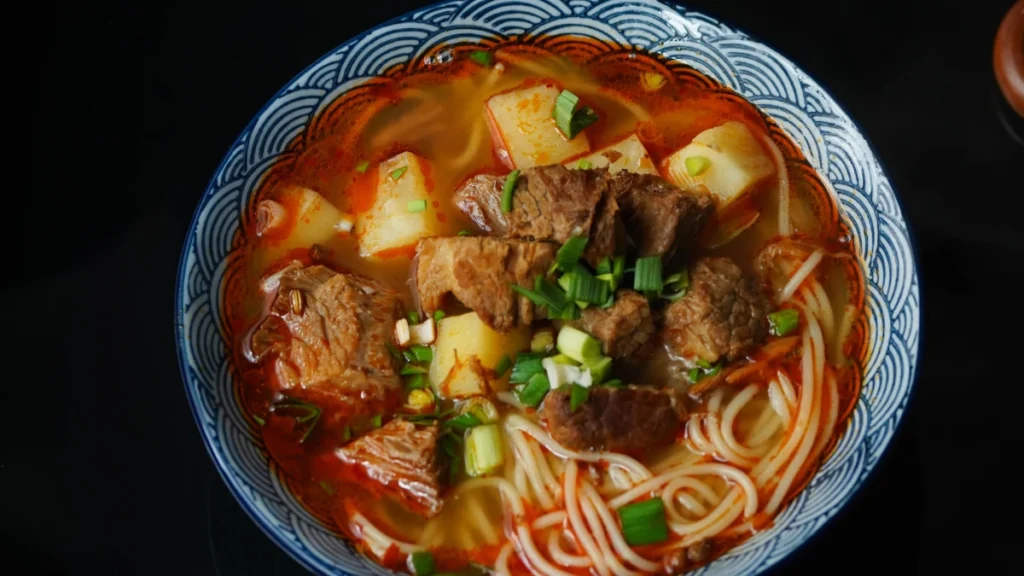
(10, 0), (1023, 574)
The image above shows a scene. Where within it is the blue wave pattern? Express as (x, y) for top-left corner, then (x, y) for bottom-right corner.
(176, 1), (920, 575)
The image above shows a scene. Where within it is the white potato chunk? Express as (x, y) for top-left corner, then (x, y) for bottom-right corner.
(565, 134), (658, 175)
(429, 312), (530, 398)
(664, 121), (776, 208)
(357, 151), (443, 259)
(265, 185), (351, 251)
(486, 84), (590, 169)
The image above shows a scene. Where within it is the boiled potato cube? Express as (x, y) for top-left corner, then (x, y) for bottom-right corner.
(566, 134), (658, 175)
(357, 152), (443, 259)
(664, 121), (775, 208)
(264, 185), (350, 253)
(486, 84), (590, 169)
(429, 312), (530, 397)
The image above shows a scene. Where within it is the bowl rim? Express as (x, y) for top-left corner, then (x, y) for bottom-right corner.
(174, 1), (923, 574)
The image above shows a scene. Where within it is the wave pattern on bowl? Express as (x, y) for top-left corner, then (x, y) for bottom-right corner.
(175, 1), (920, 574)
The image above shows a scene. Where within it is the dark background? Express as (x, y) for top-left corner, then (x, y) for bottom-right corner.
(8, 0), (1022, 573)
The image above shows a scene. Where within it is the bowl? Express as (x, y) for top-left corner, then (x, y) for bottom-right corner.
(175, 1), (921, 574)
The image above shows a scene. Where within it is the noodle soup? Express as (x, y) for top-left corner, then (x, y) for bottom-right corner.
(229, 40), (865, 575)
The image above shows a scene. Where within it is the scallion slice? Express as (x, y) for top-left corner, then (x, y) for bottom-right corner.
(566, 267), (609, 304)
(410, 345), (433, 363)
(390, 166), (408, 181)
(596, 257), (612, 276)
(446, 412), (483, 433)
(569, 383), (590, 412)
(768, 308), (800, 336)
(618, 498), (669, 546)
(552, 89), (580, 136)
(433, 310), (446, 322)
(407, 199), (428, 213)
(501, 169), (521, 213)
(633, 257), (663, 292)
(355, 160), (370, 173)
(371, 414), (383, 428)
(494, 354), (512, 378)
(531, 330), (555, 354)
(409, 551), (436, 576)
(556, 236), (589, 272)
(660, 269), (690, 301)
(583, 355), (613, 384)
(509, 352), (546, 384)
(685, 155), (711, 177)
(457, 230), (471, 237)
(603, 379), (624, 388)
(252, 414), (266, 426)
(569, 106), (600, 138)
(406, 373), (428, 389)
(273, 397), (322, 443)
(517, 372), (551, 407)
(577, 159), (593, 169)
(468, 50), (493, 67)
(556, 326), (602, 363)
(465, 423), (504, 477)
(558, 300), (581, 320)
(400, 364), (428, 376)
(408, 310), (421, 324)
(511, 277), (566, 316)
(696, 358), (712, 369)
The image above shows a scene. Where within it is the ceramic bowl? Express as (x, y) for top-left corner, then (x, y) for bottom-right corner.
(175, 1), (921, 574)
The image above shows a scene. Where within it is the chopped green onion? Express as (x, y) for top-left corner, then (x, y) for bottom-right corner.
(596, 257), (612, 275)
(569, 383), (590, 412)
(390, 166), (408, 181)
(688, 367), (701, 382)
(603, 379), (624, 388)
(557, 300), (581, 320)
(408, 310), (421, 324)
(569, 106), (600, 138)
(406, 373), (428, 390)
(320, 481), (335, 495)
(509, 352), (546, 384)
(401, 364), (428, 376)
(696, 358), (712, 369)
(633, 257), (664, 292)
(409, 551), (437, 576)
(403, 349), (418, 363)
(552, 90), (600, 140)
(252, 414), (266, 426)
(556, 326), (603, 363)
(468, 50), (493, 67)
(410, 345), (433, 363)
(500, 169), (521, 213)
(511, 276), (566, 316)
(685, 155), (711, 177)
(341, 426), (352, 442)
(462, 398), (500, 424)
(387, 343), (404, 361)
(550, 354), (578, 366)
(273, 397), (322, 443)
(577, 159), (593, 169)
(494, 354), (512, 378)
(660, 269), (690, 301)
(517, 373), (551, 407)
(705, 363), (723, 377)
(371, 414), (383, 428)
(556, 236), (589, 272)
(565, 267), (609, 304)
(434, 310), (446, 322)
(598, 292), (616, 308)
(583, 355), (613, 384)
(768, 308), (801, 336)
(407, 199), (428, 213)
(355, 160), (370, 173)
(465, 424), (504, 477)
(618, 498), (669, 546)
(457, 230), (472, 237)
(531, 330), (555, 353)
(446, 412), (483, 433)
(441, 433), (463, 483)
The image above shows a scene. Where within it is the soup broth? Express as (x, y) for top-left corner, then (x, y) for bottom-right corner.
(228, 38), (865, 575)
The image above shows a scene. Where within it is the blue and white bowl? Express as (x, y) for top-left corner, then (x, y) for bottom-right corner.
(175, 1), (921, 574)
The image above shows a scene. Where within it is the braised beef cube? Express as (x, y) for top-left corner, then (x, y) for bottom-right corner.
(609, 171), (714, 258)
(541, 386), (686, 454)
(569, 290), (655, 359)
(415, 237), (556, 332)
(336, 419), (443, 517)
(250, 265), (403, 404)
(663, 257), (770, 364)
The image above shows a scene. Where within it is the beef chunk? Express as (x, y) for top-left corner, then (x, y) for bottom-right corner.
(415, 237), (556, 332)
(569, 290), (655, 359)
(663, 257), (770, 364)
(542, 386), (686, 454)
(454, 165), (617, 265)
(609, 171), (714, 258)
(455, 165), (712, 261)
(250, 265), (403, 402)
(336, 419), (443, 517)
